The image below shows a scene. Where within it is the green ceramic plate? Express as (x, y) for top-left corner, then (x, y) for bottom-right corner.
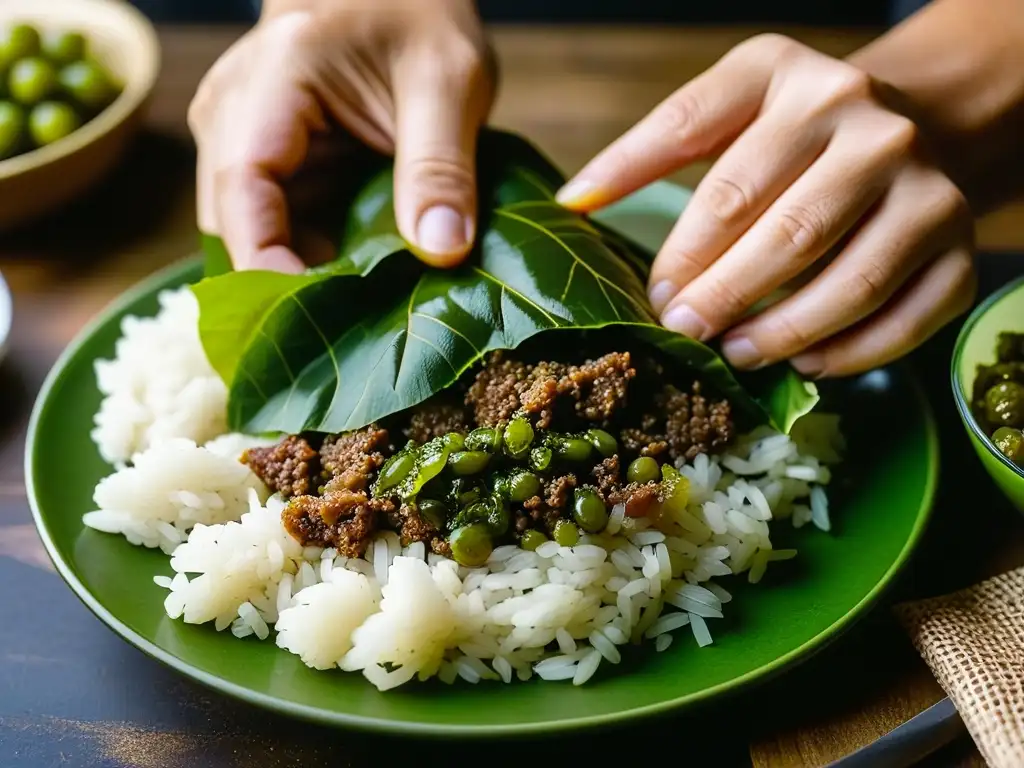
(27, 182), (939, 737)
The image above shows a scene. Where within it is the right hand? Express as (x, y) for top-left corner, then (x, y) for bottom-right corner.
(188, 0), (495, 273)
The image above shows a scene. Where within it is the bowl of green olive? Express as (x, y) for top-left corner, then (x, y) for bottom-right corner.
(0, 0), (159, 229)
(952, 274), (1024, 511)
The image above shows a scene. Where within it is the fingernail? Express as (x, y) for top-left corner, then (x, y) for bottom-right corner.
(722, 336), (765, 369)
(555, 178), (598, 207)
(648, 280), (678, 315)
(416, 205), (469, 255)
(792, 351), (826, 379)
(661, 303), (709, 341)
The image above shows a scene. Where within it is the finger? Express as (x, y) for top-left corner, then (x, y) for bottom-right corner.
(646, 106), (831, 312)
(391, 44), (492, 267)
(555, 35), (793, 212)
(659, 111), (912, 342)
(791, 246), (976, 378)
(722, 165), (971, 367)
(212, 64), (324, 273)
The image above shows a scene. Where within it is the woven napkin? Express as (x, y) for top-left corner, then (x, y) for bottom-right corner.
(895, 567), (1024, 768)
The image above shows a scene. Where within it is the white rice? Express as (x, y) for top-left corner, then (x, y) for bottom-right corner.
(91, 288), (229, 465)
(86, 287), (846, 691)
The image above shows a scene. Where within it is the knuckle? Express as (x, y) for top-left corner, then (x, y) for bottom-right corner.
(404, 154), (475, 197)
(776, 205), (829, 254)
(846, 259), (894, 310)
(446, 39), (485, 82)
(741, 33), (802, 62)
(655, 89), (703, 141)
(701, 175), (754, 228)
(767, 312), (814, 355)
(880, 115), (918, 155)
(698, 275), (751, 323)
(935, 179), (972, 222)
(828, 66), (872, 101)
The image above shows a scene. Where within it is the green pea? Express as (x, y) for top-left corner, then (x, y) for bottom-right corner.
(0, 101), (25, 159)
(28, 101), (79, 146)
(529, 446), (552, 472)
(993, 427), (1024, 463)
(520, 529), (548, 552)
(59, 60), (117, 112)
(465, 427), (502, 454)
(508, 469), (541, 502)
(41, 31), (86, 67)
(375, 451), (416, 493)
(573, 488), (609, 533)
(0, 24), (41, 69)
(448, 450), (491, 475)
(8, 57), (58, 105)
(442, 431), (466, 452)
(552, 519), (580, 547)
(503, 416), (534, 457)
(449, 523), (493, 567)
(627, 456), (660, 484)
(585, 428), (618, 458)
(555, 437), (592, 463)
(417, 498), (448, 530)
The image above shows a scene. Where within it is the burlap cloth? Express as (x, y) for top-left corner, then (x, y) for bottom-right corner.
(895, 567), (1024, 767)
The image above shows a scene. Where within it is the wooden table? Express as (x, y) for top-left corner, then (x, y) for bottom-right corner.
(1, 25), (1023, 768)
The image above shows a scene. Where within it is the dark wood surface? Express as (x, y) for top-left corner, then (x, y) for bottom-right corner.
(1, 25), (1023, 767)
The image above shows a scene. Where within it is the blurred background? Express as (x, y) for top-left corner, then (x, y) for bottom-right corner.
(129, 0), (927, 26)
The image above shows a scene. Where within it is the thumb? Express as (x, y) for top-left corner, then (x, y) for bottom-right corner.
(391, 49), (489, 267)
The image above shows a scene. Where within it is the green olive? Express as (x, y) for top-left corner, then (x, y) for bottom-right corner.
(0, 24), (41, 69)
(573, 488), (609, 533)
(27, 101), (80, 146)
(375, 451), (416, 493)
(993, 427), (1024, 463)
(41, 31), (86, 66)
(552, 519), (580, 547)
(442, 431), (466, 452)
(627, 456), (660, 485)
(555, 437), (592, 463)
(8, 57), (58, 105)
(465, 427), (502, 454)
(520, 529), (547, 552)
(585, 428), (618, 458)
(416, 498), (448, 530)
(0, 100), (25, 159)
(58, 60), (116, 112)
(508, 469), (541, 502)
(503, 416), (534, 457)
(448, 450), (491, 475)
(449, 523), (493, 567)
(528, 446), (552, 472)
(985, 381), (1024, 428)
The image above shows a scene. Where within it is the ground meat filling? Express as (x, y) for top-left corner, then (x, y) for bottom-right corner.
(466, 351), (635, 429)
(242, 435), (320, 498)
(249, 348), (737, 554)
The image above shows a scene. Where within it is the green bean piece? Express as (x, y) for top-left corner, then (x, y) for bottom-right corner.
(449, 523), (493, 567)
(585, 428), (618, 458)
(374, 451), (416, 493)
(451, 478), (484, 508)
(399, 437), (450, 499)
(508, 469), (541, 502)
(417, 498), (448, 530)
(552, 520), (580, 547)
(529, 446), (552, 472)
(503, 417), (535, 457)
(555, 437), (592, 463)
(465, 427), (502, 454)
(993, 427), (1024, 463)
(627, 456), (660, 484)
(573, 488), (609, 533)
(520, 529), (548, 552)
(448, 450), (491, 475)
(442, 432), (466, 452)
(486, 495), (511, 536)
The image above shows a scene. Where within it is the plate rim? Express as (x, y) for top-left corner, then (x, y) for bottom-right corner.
(25, 231), (940, 739)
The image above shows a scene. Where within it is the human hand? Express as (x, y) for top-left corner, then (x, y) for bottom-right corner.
(557, 34), (976, 378)
(188, 0), (494, 273)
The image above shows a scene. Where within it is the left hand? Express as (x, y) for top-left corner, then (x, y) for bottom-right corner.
(556, 34), (977, 378)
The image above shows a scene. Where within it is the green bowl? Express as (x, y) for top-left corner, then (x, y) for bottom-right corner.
(952, 274), (1024, 510)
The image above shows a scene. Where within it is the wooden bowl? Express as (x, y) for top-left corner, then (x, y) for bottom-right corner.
(0, 0), (160, 229)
